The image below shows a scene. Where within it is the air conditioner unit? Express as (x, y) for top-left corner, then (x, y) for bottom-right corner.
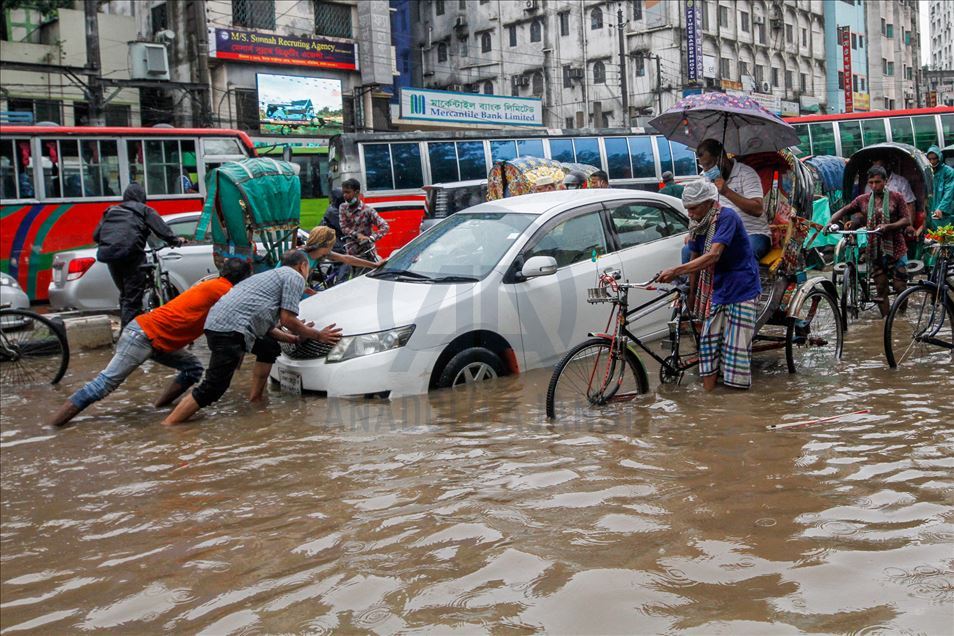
(129, 42), (170, 80)
(760, 81), (771, 92)
(524, 0), (539, 11)
(448, 84), (463, 91)
(517, 76), (531, 86)
(569, 67), (585, 80)
(753, 15), (765, 25)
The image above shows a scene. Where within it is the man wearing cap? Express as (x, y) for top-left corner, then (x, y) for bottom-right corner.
(532, 176), (558, 193)
(658, 180), (761, 391)
(659, 171), (684, 199)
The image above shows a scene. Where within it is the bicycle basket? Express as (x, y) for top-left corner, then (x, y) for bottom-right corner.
(586, 287), (615, 303)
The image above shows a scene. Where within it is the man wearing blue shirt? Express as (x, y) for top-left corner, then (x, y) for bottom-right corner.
(658, 180), (762, 390)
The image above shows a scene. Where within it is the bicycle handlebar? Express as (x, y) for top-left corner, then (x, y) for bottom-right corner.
(833, 228), (882, 235)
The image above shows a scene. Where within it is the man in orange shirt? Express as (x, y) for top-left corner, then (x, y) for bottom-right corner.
(48, 259), (253, 427)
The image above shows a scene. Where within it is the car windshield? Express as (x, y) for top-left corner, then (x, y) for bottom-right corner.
(370, 212), (534, 282)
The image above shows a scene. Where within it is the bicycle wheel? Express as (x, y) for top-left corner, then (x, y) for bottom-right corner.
(545, 338), (648, 420)
(840, 261), (858, 325)
(884, 284), (953, 368)
(786, 289), (843, 374)
(0, 310), (70, 385)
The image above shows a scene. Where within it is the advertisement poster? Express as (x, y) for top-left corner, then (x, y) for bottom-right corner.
(400, 88), (543, 127)
(644, 0), (667, 29)
(685, 0), (703, 82)
(210, 28), (358, 71)
(257, 74), (344, 136)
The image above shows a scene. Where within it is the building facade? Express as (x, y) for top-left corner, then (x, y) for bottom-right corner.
(865, 0), (921, 111)
(823, 0), (868, 114)
(0, 1), (140, 126)
(928, 0), (953, 71)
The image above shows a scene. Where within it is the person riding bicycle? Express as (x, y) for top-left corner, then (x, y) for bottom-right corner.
(827, 165), (911, 317)
(94, 184), (184, 328)
(657, 179), (762, 391)
(47, 258), (252, 428)
(339, 178), (389, 257)
(302, 226), (383, 291)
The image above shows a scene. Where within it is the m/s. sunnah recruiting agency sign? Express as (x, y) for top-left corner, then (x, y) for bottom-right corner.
(209, 28), (358, 71)
(400, 88), (543, 127)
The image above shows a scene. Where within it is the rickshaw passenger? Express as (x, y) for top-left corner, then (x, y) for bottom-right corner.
(827, 166), (911, 317)
(658, 180), (762, 392)
(926, 146), (954, 228)
(695, 139), (769, 260)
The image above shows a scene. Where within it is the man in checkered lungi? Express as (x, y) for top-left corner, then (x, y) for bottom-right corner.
(659, 180), (762, 390)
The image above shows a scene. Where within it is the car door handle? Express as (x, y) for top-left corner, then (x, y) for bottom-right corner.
(161, 253), (183, 261)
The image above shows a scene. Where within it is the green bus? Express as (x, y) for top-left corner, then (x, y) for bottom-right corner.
(255, 140), (331, 230)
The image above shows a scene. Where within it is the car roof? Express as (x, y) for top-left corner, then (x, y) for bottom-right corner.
(464, 188), (685, 216)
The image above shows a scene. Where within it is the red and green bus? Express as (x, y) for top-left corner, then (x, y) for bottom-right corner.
(0, 126), (255, 301)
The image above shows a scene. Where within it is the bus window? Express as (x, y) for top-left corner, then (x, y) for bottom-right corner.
(457, 141), (486, 180)
(41, 139), (62, 198)
(363, 144), (393, 190)
(573, 137), (600, 167)
(145, 139), (185, 195)
(0, 138), (33, 200)
(490, 140), (517, 162)
(391, 143), (423, 189)
(655, 137), (673, 174)
(203, 138), (243, 156)
(627, 136), (654, 178)
(517, 139), (544, 157)
(81, 140), (120, 197)
(809, 123), (836, 156)
(58, 140), (85, 197)
(942, 114), (954, 146)
(912, 116), (939, 152)
(127, 140), (144, 188)
(793, 124), (810, 153)
(671, 141), (697, 176)
(604, 137), (631, 179)
(839, 121), (864, 157)
(428, 142), (458, 183)
(889, 117), (914, 146)
(861, 119), (887, 145)
(550, 139), (574, 162)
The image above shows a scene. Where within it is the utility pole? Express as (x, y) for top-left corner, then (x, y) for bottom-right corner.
(654, 54), (662, 115)
(83, 0), (105, 126)
(617, 3), (628, 124)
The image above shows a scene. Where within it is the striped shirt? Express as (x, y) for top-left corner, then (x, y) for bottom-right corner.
(205, 266), (304, 350)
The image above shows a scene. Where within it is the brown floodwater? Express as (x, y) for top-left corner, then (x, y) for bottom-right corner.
(1, 317), (952, 634)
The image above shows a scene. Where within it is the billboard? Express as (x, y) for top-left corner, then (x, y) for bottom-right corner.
(210, 28), (358, 71)
(256, 74), (344, 136)
(685, 0), (703, 83)
(399, 88), (543, 127)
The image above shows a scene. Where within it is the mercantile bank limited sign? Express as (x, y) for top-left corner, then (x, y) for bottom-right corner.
(400, 88), (543, 127)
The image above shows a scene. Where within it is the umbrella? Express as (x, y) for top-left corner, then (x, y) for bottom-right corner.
(648, 92), (800, 155)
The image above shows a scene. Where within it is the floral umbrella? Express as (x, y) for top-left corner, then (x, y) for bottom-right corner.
(648, 92), (800, 155)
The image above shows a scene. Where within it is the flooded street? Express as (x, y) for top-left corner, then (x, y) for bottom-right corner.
(1, 317), (952, 634)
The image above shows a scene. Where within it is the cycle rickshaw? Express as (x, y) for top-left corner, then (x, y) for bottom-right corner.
(486, 157), (599, 200)
(545, 149), (844, 419)
(833, 143), (935, 324)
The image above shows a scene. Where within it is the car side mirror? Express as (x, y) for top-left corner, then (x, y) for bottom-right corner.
(521, 255), (558, 279)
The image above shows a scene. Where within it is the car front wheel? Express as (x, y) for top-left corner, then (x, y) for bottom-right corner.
(437, 347), (505, 388)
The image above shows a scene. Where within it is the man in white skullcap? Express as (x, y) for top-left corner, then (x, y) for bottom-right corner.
(658, 180), (762, 391)
(532, 175), (558, 193)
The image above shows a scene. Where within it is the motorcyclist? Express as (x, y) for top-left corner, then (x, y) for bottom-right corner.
(563, 171), (586, 190)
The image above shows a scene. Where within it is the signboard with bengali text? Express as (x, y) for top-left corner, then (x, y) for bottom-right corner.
(840, 27), (853, 113)
(399, 88), (543, 127)
(209, 28), (358, 71)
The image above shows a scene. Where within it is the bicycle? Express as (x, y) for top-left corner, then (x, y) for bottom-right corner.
(831, 228), (881, 327)
(0, 304), (70, 385)
(141, 244), (179, 311)
(883, 241), (954, 367)
(545, 271), (693, 420)
(310, 239), (380, 291)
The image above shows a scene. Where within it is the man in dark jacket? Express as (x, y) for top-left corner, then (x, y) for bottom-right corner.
(94, 184), (182, 327)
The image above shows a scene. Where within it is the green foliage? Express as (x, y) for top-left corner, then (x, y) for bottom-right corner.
(1, 0), (72, 14)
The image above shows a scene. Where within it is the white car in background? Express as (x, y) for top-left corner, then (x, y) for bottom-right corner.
(48, 212), (217, 311)
(273, 189), (689, 398)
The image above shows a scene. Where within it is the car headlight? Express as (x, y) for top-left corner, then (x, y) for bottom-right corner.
(0, 272), (19, 288)
(325, 325), (415, 363)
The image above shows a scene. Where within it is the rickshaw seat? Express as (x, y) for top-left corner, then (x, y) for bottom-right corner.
(760, 247), (784, 269)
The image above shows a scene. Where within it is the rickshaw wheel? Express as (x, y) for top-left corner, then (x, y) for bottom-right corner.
(659, 355), (684, 385)
(786, 288), (843, 374)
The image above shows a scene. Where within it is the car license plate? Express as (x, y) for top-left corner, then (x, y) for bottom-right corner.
(278, 368), (302, 395)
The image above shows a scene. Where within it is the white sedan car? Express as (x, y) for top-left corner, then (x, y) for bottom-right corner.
(48, 213), (219, 311)
(273, 189), (689, 398)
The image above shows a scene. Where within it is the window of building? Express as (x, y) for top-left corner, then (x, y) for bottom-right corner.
(483, 81), (494, 95)
(755, 65), (764, 84)
(508, 25), (516, 47)
(530, 18), (542, 42)
(150, 2), (168, 32)
(559, 11), (569, 36)
(756, 21), (765, 43)
(314, 1), (353, 38)
(799, 73), (807, 92)
(633, 0), (643, 20)
(563, 65), (572, 88)
(851, 32), (857, 49)
(459, 35), (468, 57)
(837, 71), (844, 90)
(701, 3), (709, 30)
(885, 23), (893, 38)
(532, 71), (544, 96)
(887, 61), (894, 76)
(235, 88), (258, 132)
(858, 34), (864, 48)
(882, 57), (887, 74)
(8, 98), (61, 125)
(785, 69), (793, 89)
(232, 0), (275, 30)
(565, 117), (574, 128)
(481, 31), (491, 53)
(635, 53), (645, 77)
(591, 7), (603, 30)
(860, 77), (866, 91)
(593, 60), (606, 84)
(437, 42), (447, 62)
(881, 17), (886, 35)
(771, 67), (779, 88)
(720, 57), (732, 79)
(738, 61), (748, 78)
(801, 27), (807, 47)
(852, 74), (859, 92)
(740, 11), (749, 32)
(435, 0), (444, 16)
(718, 5), (728, 28)
(785, 23), (793, 43)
